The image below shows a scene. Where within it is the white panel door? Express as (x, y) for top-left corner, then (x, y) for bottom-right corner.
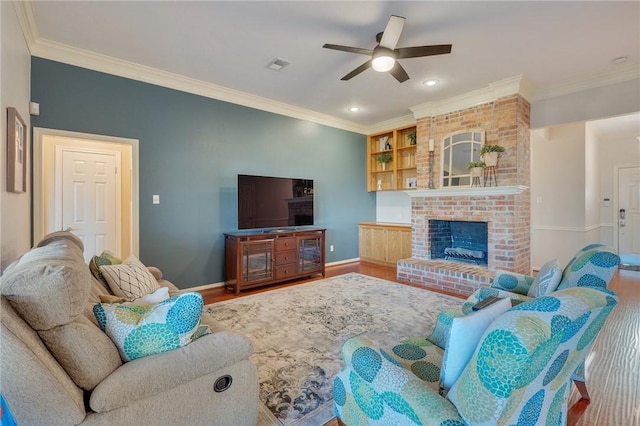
(59, 148), (121, 262)
(618, 166), (640, 266)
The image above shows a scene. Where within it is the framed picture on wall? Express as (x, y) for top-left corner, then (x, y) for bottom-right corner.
(7, 107), (27, 193)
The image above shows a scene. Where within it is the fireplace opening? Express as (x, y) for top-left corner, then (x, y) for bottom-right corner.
(430, 220), (488, 265)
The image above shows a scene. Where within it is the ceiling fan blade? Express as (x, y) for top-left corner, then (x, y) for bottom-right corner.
(323, 44), (374, 56)
(395, 44), (452, 59)
(341, 60), (372, 81)
(389, 62), (410, 83)
(379, 15), (405, 50)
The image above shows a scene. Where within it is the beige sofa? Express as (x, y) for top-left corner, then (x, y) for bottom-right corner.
(1, 232), (258, 425)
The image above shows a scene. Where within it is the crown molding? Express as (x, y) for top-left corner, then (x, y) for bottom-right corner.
(28, 38), (369, 135)
(410, 75), (536, 119)
(366, 114), (416, 134)
(13, 0), (38, 53)
(533, 62), (640, 101)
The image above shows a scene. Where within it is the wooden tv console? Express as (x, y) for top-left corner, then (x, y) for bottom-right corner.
(224, 228), (326, 294)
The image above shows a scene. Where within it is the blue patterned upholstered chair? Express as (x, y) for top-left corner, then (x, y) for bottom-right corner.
(460, 243), (620, 400)
(334, 286), (617, 426)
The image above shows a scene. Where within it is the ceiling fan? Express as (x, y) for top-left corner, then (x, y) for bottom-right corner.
(323, 15), (452, 83)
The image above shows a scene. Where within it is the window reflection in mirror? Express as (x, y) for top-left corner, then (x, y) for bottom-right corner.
(441, 130), (484, 187)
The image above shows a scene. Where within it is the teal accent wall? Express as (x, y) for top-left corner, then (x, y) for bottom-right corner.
(31, 58), (375, 288)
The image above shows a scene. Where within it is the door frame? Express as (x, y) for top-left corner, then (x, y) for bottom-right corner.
(612, 163), (639, 255)
(33, 127), (139, 257)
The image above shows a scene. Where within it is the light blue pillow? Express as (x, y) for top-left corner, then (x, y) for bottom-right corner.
(440, 297), (512, 393)
(93, 292), (209, 362)
(527, 259), (562, 297)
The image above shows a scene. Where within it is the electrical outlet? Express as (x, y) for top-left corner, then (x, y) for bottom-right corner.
(330, 245), (334, 252)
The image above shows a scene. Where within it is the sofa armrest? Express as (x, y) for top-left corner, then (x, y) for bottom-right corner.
(335, 337), (463, 425)
(491, 270), (535, 295)
(89, 331), (253, 412)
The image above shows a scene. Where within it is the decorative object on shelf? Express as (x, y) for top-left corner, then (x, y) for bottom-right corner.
(384, 140), (392, 150)
(377, 153), (393, 171)
(7, 107), (27, 193)
(406, 177), (417, 188)
(479, 144), (504, 167)
(479, 144), (504, 187)
(377, 180), (382, 191)
(378, 136), (389, 151)
(468, 161), (485, 187)
(428, 139), (435, 189)
(407, 130), (417, 146)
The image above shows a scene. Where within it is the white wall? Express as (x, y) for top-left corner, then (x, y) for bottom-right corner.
(375, 191), (411, 224)
(596, 132), (640, 247)
(584, 124), (600, 229)
(1, 1), (32, 270)
(531, 116), (640, 268)
(531, 124), (595, 267)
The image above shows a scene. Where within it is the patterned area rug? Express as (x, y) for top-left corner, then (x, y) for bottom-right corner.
(203, 273), (463, 426)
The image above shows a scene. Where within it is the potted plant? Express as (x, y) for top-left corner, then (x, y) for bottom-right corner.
(467, 161), (485, 178)
(406, 130), (417, 146)
(377, 153), (393, 171)
(479, 144), (505, 167)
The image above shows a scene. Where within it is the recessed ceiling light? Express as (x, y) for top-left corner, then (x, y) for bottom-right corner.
(423, 79), (439, 86)
(348, 106), (360, 112)
(612, 56), (628, 64)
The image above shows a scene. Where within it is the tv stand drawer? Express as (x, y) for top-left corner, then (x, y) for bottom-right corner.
(275, 251), (296, 265)
(275, 237), (296, 251)
(275, 265), (296, 280)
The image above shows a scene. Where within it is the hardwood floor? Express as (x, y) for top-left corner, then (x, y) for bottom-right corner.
(201, 262), (640, 426)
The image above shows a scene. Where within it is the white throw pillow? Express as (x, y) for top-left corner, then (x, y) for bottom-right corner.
(527, 259), (562, 297)
(99, 255), (160, 300)
(440, 297), (512, 393)
(129, 287), (170, 306)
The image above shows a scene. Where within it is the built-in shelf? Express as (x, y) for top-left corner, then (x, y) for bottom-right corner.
(404, 185), (529, 197)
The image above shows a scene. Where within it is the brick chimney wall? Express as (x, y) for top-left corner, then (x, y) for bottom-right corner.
(407, 94), (532, 275)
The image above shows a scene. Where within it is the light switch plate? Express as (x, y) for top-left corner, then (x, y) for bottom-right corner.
(153, 195), (160, 204)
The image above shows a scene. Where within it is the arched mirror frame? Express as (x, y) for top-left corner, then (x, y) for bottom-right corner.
(441, 130), (485, 187)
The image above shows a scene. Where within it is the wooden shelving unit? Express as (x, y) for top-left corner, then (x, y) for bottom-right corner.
(367, 124), (417, 192)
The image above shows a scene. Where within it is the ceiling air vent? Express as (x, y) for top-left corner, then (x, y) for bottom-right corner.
(265, 58), (290, 71)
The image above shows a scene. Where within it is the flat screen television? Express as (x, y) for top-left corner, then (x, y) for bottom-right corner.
(237, 174), (314, 230)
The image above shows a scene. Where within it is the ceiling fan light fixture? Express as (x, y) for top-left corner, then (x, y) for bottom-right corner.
(372, 47), (396, 72)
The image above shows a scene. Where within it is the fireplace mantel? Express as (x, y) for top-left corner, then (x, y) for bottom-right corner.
(404, 185), (529, 198)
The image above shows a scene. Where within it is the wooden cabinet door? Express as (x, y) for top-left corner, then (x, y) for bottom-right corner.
(370, 227), (386, 262)
(359, 226), (374, 260)
(239, 239), (274, 287)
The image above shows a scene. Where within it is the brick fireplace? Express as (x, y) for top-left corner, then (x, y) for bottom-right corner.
(397, 88), (531, 297)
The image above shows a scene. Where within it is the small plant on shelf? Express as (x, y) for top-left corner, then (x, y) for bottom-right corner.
(407, 130), (417, 145)
(479, 144), (505, 167)
(377, 153), (393, 171)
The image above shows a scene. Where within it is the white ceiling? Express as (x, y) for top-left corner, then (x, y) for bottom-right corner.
(22, 1), (640, 133)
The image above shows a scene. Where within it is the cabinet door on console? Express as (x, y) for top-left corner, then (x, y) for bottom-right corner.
(239, 239), (275, 287)
(297, 235), (323, 273)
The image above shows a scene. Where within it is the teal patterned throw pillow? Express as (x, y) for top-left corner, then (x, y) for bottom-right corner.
(527, 259), (562, 297)
(93, 292), (210, 361)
